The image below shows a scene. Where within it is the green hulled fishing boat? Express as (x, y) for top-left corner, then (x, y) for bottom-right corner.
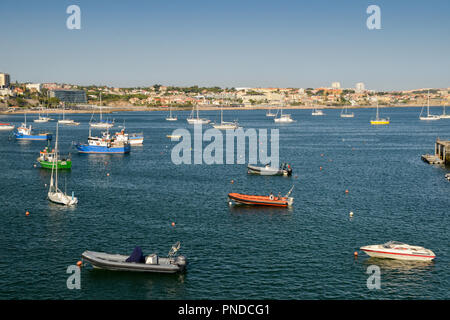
(37, 146), (72, 169)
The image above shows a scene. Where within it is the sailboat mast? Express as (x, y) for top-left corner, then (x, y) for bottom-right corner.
(55, 123), (59, 191)
(376, 100), (379, 120)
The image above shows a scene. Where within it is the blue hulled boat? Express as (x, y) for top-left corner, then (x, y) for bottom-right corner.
(76, 130), (130, 154)
(15, 122), (52, 141)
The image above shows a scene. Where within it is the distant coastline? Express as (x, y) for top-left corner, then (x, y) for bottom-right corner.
(0, 104), (431, 115)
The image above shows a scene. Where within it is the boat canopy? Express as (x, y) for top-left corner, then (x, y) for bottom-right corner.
(125, 246), (145, 263)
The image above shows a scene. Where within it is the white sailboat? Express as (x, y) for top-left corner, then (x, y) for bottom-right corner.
(274, 106), (294, 123)
(90, 93), (114, 128)
(266, 107), (277, 117)
(166, 106), (178, 121)
(340, 101), (355, 118)
(48, 123), (78, 206)
(311, 103), (325, 116)
(419, 91), (440, 121)
(34, 106), (50, 123)
(440, 102), (450, 119)
(187, 104), (210, 124)
(58, 103), (80, 125)
(212, 107), (239, 130)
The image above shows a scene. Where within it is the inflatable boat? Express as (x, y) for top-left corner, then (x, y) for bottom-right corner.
(81, 243), (187, 273)
(247, 163), (292, 176)
(228, 192), (294, 207)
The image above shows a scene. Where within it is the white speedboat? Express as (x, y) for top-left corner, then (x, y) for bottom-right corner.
(360, 241), (435, 261)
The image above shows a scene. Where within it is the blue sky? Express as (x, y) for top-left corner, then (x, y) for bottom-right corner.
(0, 0), (449, 90)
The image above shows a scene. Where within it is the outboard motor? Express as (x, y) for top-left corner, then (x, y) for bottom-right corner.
(286, 164), (292, 176)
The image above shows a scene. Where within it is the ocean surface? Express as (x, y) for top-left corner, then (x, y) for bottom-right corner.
(0, 107), (448, 300)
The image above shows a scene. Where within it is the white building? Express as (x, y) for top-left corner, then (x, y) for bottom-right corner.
(26, 83), (42, 92)
(331, 82), (341, 89)
(0, 73), (10, 88)
(355, 82), (365, 93)
(0, 88), (13, 96)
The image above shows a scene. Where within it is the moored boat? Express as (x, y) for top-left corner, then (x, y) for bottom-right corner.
(247, 163), (292, 176)
(47, 123), (78, 206)
(228, 187), (294, 207)
(15, 122), (52, 140)
(76, 128), (130, 154)
(370, 100), (389, 125)
(360, 241), (435, 261)
(114, 127), (144, 145)
(274, 106), (294, 123)
(37, 145), (72, 169)
(0, 123), (15, 131)
(81, 243), (187, 274)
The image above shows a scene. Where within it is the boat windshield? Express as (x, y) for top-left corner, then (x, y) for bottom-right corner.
(383, 241), (406, 248)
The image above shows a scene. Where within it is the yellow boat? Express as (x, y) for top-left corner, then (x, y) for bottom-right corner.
(370, 119), (390, 125)
(370, 100), (389, 125)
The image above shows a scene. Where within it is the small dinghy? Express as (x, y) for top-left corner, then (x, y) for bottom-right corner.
(247, 163), (292, 176)
(81, 242), (187, 273)
(445, 173), (450, 181)
(228, 186), (294, 207)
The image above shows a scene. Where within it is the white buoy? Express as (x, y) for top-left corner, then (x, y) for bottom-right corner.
(349, 211), (354, 217)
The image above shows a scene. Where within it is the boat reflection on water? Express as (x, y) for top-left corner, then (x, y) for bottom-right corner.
(362, 257), (435, 273)
(84, 267), (187, 299)
(228, 203), (294, 217)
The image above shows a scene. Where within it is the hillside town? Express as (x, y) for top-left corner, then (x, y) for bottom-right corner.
(1, 72), (449, 111)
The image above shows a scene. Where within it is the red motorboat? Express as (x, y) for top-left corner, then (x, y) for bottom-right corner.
(228, 189), (294, 207)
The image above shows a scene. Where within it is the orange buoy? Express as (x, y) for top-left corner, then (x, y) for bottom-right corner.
(171, 222), (175, 227)
(25, 211), (30, 216)
(107, 173), (110, 176)
(231, 180), (234, 184)
(354, 251), (358, 257)
(77, 261), (82, 267)
(345, 189), (349, 194)
(319, 166), (322, 170)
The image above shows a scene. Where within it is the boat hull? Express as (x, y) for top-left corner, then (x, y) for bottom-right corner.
(15, 133), (52, 140)
(75, 143), (131, 154)
(187, 119), (210, 124)
(247, 165), (287, 176)
(360, 249), (435, 261)
(370, 120), (390, 125)
(81, 251), (187, 273)
(228, 193), (293, 207)
(38, 159), (72, 169)
(360, 243), (435, 262)
(48, 191), (78, 206)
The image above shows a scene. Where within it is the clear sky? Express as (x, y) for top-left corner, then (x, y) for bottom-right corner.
(1, 0), (449, 91)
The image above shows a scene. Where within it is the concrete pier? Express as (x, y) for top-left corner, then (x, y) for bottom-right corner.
(422, 139), (450, 165)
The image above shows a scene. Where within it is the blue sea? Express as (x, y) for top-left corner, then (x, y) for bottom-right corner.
(0, 107), (448, 299)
